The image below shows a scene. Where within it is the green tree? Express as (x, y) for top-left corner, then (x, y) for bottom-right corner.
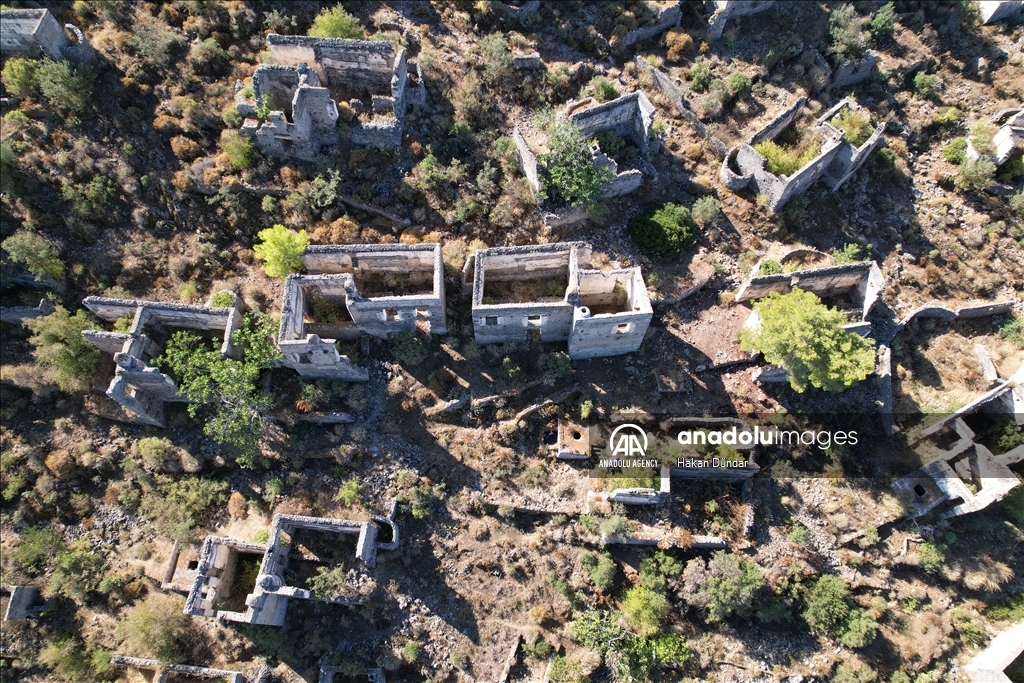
(804, 574), (851, 635)
(840, 608), (879, 648)
(309, 5), (363, 38)
(683, 552), (765, 623)
(580, 551), (617, 592)
(26, 307), (100, 392)
(116, 594), (189, 662)
(829, 3), (864, 62)
(35, 59), (94, 115)
(912, 72), (940, 99)
(2, 229), (64, 280)
(222, 131), (255, 170)
(955, 158), (996, 192)
(538, 120), (614, 207)
(628, 202), (698, 260)
(140, 475), (228, 542)
(47, 538), (105, 601)
(740, 288), (876, 393)
(1, 57), (38, 98)
(868, 2), (897, 41)
(254, 224), (309, 278)
(480, 33), (513, 83)
(833, 662), (878, 683)
(157, 312), (282, 468)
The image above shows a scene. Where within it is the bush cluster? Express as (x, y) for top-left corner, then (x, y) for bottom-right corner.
(628, 202), (698, 260)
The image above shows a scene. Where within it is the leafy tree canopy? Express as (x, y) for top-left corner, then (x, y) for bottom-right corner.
(308, 5), (363, 38)
(741, 288), (875, 393)
(26, 306), (101, 392)
(254, 224), (309, 278)
(538, 120), (613, 208)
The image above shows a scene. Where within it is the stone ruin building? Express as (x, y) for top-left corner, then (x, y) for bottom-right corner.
(278, 243), (445, 379)
(110, 655), (246, 683)
(963, 620), (1024, 683)
(0, 8), (94, 63)
(721, 97), (886, 213)
(707, 0), (776, 40)
(513, 92), (655, 226)
(237, 34), (425, 159)
(80, 296), (243, 427)
(320, 663), (387, 683)
(463, 242), (653, 359)
(183, 507), (399, 627)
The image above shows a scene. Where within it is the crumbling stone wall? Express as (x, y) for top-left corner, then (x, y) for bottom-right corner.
(735, 261), (883, 321)
(80, 297), (242, 426)
(260, 34), (415, 150)
(831, 50), (880, 89)
(707, 0), (775, 40)
(611, 2), (682, 51)
(110, 655), (245, 683)
(468, 242), (652, 358)
(977, 0), (1023, 24)
(186, 509), (398, 626)
(278, 244), (445, 379)
(721, 98), (885, 212)
(967, 109), (1023, 166)
(568, 91), (654, 156)
(0, 9), (93, 63)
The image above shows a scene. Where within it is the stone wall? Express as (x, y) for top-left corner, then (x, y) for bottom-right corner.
(708, 0), (775, 39)
(110, 655), (245, 683)
(978, 0), (1023, 24)
(735, 261), (883, 319)
(567, 91), (654, 152)
(0, 9), (66, 61)
(611, 2), (682, 51)
(831, 50), (879, 89)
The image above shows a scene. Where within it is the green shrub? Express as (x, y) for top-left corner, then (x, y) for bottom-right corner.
(1011, 191), (1024, 219)
(254, 224), (309, 278)
(538, 120), (614, 207)
(942, 137), (968, 164)
(35, 59), (94, 115)
(222, 131), (255, 170)
(15, 527), (65, 571)
(917, 542), (944, 573)
(954, 158), (996, 192)
(727, 71), (751, 97)
(140, 475), (228, 543)
(999, 317), (1024, 349)
(759, 259), (783, 275)
(27, 307), (100, 392)
(868, 2), (897, 41)
(2, 229), (63, 280)
(934, 107), (963, 126)
(740, 288), (875, 393)
(913, 72), (940, 98)
(831, 107), (873, 147)
(127, 22), (181, 68)
(691, 196), (722, 228)
(116, 594), (189, 662)
(188, 37), (228, 74)
(392, 330), (428, 365)
(787, 525), (810, 546)
(594, 129), (626, 156)
(1, 57), (38, 98)
(588, 75), (618, 103)
(754, 139), (820, 176)
(839, 609), (879, 648)
(309, 5), (363, 38)
(480, 33), (513, 83)
(335, 478), (362, 507)
(210, 290), (234, 308)
(833, 662), (878, 683)
(621, 585), (669, 637)
(580, 551), (617, 592)
(222, 104), (243, 128)
(985, 593), (1024, 622)
(690, 57), (712, 92)
(538, 351), (573, 380)
(683, 552), (765, 623)
(133, 436), (175, 470)
(627, 202), (698, 260)
(831, 242), (864, 264)
(804, 575), (851, 634)
(48, 538), (105, 601)
(40, 638), (113, 683)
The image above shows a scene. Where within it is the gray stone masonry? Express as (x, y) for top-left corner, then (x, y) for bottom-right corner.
(81, 297), (243, 426)
(278, 244), (444, 379)
(0, 299), (54, 325)
(110, 655), (246, 683)
(239, 64), (338, 162)
(720, 97), (886, 212)
(735, 260), (884, 322)
(1, 586), (42, 621)
(0, 8), (94, 63)
(977, 0), (1023, 24)
(186, 506), (399, 627)
(238, 34), (421, 152)
(467, 242), (653, 359)
(610, 2), (682, 51)
(966, 110), (1023, 167)
(708, 1), (775, 40)
(963, 621), (1024, 683)
(832, 50), (880, 89)
(320, 664), (387, 683)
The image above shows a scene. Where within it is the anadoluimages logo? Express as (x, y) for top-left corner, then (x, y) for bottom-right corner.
(608, 424), (648, 458)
